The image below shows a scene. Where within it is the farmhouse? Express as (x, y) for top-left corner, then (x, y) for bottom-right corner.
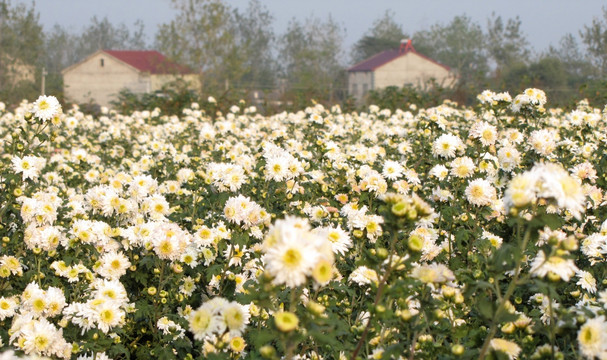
(62, 50), (199, 107)
(347, 40), (454, 102)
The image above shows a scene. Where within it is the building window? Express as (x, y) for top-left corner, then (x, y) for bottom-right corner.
(352, 83), (358, 96)
(362, 83), (368, 96)
(100, 59), (104, 67)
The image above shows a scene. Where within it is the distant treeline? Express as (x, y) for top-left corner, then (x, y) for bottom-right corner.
(2, 0), (607, 111)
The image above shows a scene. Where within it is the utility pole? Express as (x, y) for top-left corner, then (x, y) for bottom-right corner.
(41, 67), (47, 95)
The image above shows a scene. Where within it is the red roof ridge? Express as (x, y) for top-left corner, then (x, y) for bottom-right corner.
(348, 46), (450, 72)
(103, 49), (195, 75)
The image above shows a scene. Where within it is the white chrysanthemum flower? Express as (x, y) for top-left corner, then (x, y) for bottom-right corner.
(497, 145), (521, 172)
(382, 160), (404, 180)
(188, 303), (225, 340)
(450, 157), (475, 178)
(503, 172), (538, 212)
(432, 133), (464, 158)
(349, 266), (379, 286)
(264, 239), (318, 288)
(482, 230), (503, 249)
(223, 302), (250, 336)
(143, 194), (171, 220)
(578, 316), (607, 359)
(581, 233), (607, 261)
(156, 317), (185, 339)
(470, 121), (498, 146)
(92, 279), (128, 304)
(96, 251), (131, 280)
(534, 163), (586, 220)
(529, 129), (557, 156)
(315, 225), (352, 256)
(12, 155), (46, 181)
(265, 156), (290, 182)
(94, 300), (125, 334)
(45, 287), (66, 317)
(489, 338), (521, 360)
(33, 95), (62, 121)
(577, 270), (597, 294)
(429, 164), (449, 180)
(411, 263), (455, 284)
(465, 178), (496, 207)
(180, 276), (197, 297)
(0, 296), (18, 321)
(529, 251), (578, 282)
(151, 223), (191, 261)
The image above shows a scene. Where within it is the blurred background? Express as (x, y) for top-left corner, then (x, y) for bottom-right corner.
(2, 0), (607, 113)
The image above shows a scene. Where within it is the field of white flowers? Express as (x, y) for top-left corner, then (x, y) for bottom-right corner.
(0, 89), (606, 359)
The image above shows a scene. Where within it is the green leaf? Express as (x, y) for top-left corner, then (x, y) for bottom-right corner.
(477, 296), (494, 320)
(251, 330), (276, 348)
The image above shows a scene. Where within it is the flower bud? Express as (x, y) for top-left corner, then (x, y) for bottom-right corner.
(260, 345), (275, 359)
(451, 344), (464, 356)
(391, 202), (408, 217)
(408, 235), (423, 252)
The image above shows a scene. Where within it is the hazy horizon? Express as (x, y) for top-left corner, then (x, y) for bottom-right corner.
(12, 0), (607, 60)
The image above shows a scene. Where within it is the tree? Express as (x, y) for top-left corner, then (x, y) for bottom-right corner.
(76, 16), (147, 61)
(550, 34), (594, 78)
(0, 0), (44, 103)
(580, 7), (607, 76)
(156, 0), (234, 93)
(231, 0), (277, 89)
(486, 14), (530, 77)
(351, 10), (407, 63)
(413, 15), (488, 103)
(414, 16), (487, 85)
(278, 15), (346, 106)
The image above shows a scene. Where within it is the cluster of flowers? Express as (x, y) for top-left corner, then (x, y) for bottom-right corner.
(511, 87), (547, 112)
(2, 88), (607, 360)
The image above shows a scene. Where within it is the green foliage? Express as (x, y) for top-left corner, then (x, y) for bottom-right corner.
(111, 79), (200, 116)
(351, 10), (407, 63)
(0, 0), (43, 104)
(364, 82), (451, 111)
(278, 15), (347, 107)
(1, 87), (605, 359)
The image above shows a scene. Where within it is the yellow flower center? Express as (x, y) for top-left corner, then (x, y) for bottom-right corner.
(328, 231), (340, 243)
(313, 260), (333, 284)
(34, 335), (49, 351)
(103, 289), (117, 299)
(32, 298), (46, 312)
(100, 309), (115, 323)
(158, 240), (174, 256)
(282, 248), (302, 268)
(470, 185), (484, 198)
(191, 309), (211, 331)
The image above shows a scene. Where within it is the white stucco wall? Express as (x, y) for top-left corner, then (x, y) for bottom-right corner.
(374, 52), (453, 89)
(63, 52), (150, 107)
(347, 71), (373, 102)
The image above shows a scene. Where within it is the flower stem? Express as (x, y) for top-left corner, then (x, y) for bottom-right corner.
(350, 231), (398, 360)
(478, 224), (531, 359)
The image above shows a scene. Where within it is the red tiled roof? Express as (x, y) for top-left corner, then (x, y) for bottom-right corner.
(347, 48), (450, 72)
(103, 50), (194, 74)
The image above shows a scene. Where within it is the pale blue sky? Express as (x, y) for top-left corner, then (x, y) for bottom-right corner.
(15, 0), (607, 57)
